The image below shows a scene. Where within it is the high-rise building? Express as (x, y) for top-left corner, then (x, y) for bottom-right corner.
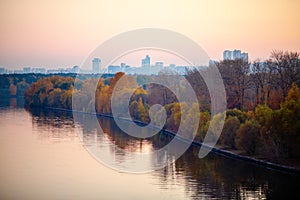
(223, 49), (248, 62)
(141, 55), (150, 68)
(120, 62), (126, 72)
(233, 50), (241, 60)
(223, 50), (232, 60)
(241, 52), (248, 62)
(92, 58), (101, 73)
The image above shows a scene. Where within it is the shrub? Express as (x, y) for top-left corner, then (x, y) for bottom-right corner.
(236, 120), (260, 155)
(219, 116), (240, 149)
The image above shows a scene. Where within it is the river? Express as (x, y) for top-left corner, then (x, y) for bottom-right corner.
(0, 98), (299, 199)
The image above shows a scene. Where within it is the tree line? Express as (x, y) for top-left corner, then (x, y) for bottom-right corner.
(0, 73), (113, 97)
(24, 50), (300, 161)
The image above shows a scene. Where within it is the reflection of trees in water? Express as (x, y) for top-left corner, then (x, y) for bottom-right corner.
(157, 145), (300, 199)
(96, 117), (174, 153)
(95, 116), (299, 199)
(28, 107), (74, 128)
(27, 107), (77, 142)
(74, 113), (179, 167)
(27, 108), (300, 199)
(0, 97), (25, 108)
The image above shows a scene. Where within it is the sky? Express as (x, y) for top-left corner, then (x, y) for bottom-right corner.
(0, 0), (299, 69)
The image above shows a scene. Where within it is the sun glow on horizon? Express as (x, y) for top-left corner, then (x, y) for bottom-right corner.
(0, 0), (299, 68)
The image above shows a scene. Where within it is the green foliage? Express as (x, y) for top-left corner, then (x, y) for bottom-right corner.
(226, 108), (247, 124)
(209, 112), (226, 142)
(164, 103), (181, 132)
(250, 84), (300, 158)
(278, 83), (300, 157)
(254, 104), (273, 132)
(219, 116), (240, 149)
(255, 104), (272, 122)
(129, 100), (138, 120)
(236, 120), (261, 155)
(137, 97), (149, 123)
(285, 83), (300, 102)
(196, 111), (210, 142)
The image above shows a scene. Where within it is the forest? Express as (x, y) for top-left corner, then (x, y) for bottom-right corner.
(0, 73), (113, 97)
(23, 51), (300, 162)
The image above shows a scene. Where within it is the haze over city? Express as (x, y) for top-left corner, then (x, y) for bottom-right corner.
(1, 0), (299, 69)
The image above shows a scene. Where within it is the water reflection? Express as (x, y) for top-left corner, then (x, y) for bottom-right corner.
(73, 112), (179, 172)
(27, 107), (300, 199)
(28, 108), (77, 143)
(0, 97), (24, 108)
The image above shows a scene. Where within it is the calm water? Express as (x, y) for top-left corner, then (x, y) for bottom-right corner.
(0, 98), (299, 199)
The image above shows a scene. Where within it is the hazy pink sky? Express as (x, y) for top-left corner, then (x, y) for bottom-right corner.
(0, 0), (299, 69)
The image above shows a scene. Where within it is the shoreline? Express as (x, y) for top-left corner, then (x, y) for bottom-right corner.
(27, 105), (300, 175)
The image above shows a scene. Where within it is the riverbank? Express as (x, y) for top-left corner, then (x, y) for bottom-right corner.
(26, 105), (300, 175)
(202, 144), (300, 175)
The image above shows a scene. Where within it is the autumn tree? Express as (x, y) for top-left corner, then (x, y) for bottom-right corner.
(270, 51), (300, 98)
(279, 83), (300, 157)
(217, 59), (251, 110)
(219, 116), (240, 149)
(185, 69), (210, 111)
(196, 111), (210, 142)
(136, 97), (149, 123)
(251, 60), (275, 106)
(25, 76), (74, 108)
(236, 120), (260, 155)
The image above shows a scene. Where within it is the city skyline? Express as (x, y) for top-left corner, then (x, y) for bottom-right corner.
(0, 54), (201, 75)
(0, 0), (299, 69)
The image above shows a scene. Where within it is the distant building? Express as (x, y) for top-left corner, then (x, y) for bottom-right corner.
(72, 65), (80, 73)
(169, 64), (176, 68)
(108, 65), (121, 74)
(47, 69), (60, 74)
(241, 52), (248, 62)
(23, 67), (31, 73)
(0, 67), (7, 74)
(7, 70), (14, 74)
(223, 50), (232, 60)
(155, 62), (163, 67)
(141, 55), (150, 68)
(120, 62), (126, 72)
(250, 61), (267, 73)
(233, 50), (241, 60)
(14, 70), (23, 74)
(58, 68), (65, 73)
(223, 49), (248, 62)
(0, 67), (6, 74)
(33, 68), (46, 74)
(124, 65), (130, 73)
(92, 58), (101, 74)
(175, 66), (187, 75)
